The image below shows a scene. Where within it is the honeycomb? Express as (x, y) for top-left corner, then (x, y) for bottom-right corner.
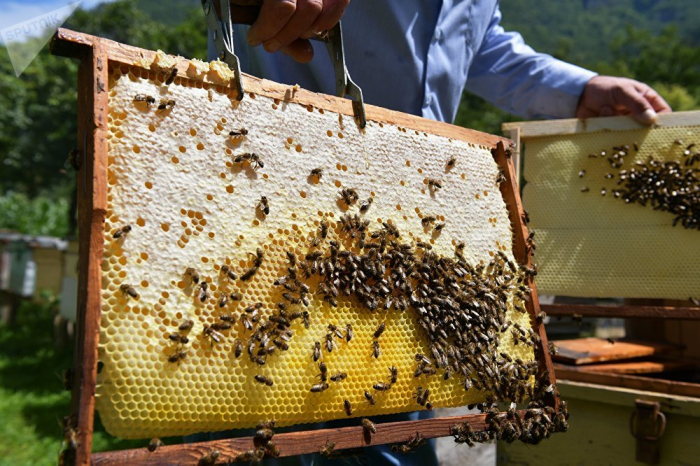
(522, 126), (700, 299)
(96, 62), (536, 439)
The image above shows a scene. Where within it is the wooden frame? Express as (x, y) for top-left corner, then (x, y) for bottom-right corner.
(51, 28), (555, 466)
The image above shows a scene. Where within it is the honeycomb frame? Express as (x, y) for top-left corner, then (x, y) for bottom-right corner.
(53, 29), (555, 462)
(505, 114), (700, 300)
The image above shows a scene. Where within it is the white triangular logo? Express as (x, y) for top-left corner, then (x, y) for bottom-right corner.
(1, 1), (82, 77)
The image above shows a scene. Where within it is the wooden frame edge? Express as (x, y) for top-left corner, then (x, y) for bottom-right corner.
(501, 111), (700, 139)
(543, 303), (700, 320)
(52, 28), (510, 149)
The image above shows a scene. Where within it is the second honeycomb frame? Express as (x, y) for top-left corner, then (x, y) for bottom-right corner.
(51, 28), (556, 466)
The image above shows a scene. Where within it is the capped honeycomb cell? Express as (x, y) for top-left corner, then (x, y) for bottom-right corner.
(96, 65), (537, 440)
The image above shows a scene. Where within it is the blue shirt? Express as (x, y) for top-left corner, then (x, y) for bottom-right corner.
(232, 0), (597, 123)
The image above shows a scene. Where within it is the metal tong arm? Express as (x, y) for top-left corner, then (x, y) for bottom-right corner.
(201, 0), (366, 127)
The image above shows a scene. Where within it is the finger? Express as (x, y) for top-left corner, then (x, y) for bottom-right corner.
(248, 0), (297, 46)
(576, 105), (599, 119)
(264, 0), (323, 52)
(281, 38), (315, 63)
(612, 84), (657, 125)
(302, 0), (348, 38)
(640, 86), (672, 113)
(599, 106), (615, 117)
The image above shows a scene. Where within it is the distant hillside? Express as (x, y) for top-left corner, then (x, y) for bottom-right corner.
(499, 0), (699, 68)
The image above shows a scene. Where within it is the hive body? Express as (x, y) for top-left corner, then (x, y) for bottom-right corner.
(97, 65), (534, 439)
(523, 128), (700, 299)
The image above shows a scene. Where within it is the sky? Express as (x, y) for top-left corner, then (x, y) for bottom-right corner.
(0, 0), (113, 35)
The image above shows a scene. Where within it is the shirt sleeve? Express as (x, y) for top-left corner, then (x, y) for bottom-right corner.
(464, 7), (597, 119)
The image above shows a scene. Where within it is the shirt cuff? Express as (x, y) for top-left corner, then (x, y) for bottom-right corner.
(529, 60), (597, 120)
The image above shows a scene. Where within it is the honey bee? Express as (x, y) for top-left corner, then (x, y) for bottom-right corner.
(373, 382), (391, 391)
(364, 390), (376, 405)
(255, 375), (274, 386)
(359, 197), (374, 213)
(168, 349), (188, 364)
(318, 362), (328, 382)
(178, 319), (194, 331)
(230, 292), (242, 301)
(373, 341), (381, 358)
(257, 420), (276, 430)
(319, 439), (336, 458)
(310, 168), (323, 180)
(112, 225), (132, 239)
(330, 372), (347, 382)
(119, 284), (139, 299)
(496, 170), (506, 185)
(346, 324), (353, 342)
(578, 170), (586, 178)
(434, 223), (445, 232)
(157, 98), (176, 111)
(312, 342), (321, 361)
(391, 433), (426, 453)
(344, 399), (353, 416)
(234, 339), (243, 358)
(446, 156), (456, 170)
(233, 152), (264, 170)
(199, 450), (220, 466)
(389, 366), (398, 384)
(255, 427), (275, 441)
(415, 387), (429, 406)
(185, 267), (200, 284)
(427, 179), (442, 192)
(229, 128), (248, 137)
(374, 322), (386, 339)
(421, 216), (436, 227)
(164, 67), (178, 85)
(133, 94), (156, 107)
(257, 196), (270, 216)
(581, 187), (590, 193)
(168, 333), (189, 344)
(310, 382), (329, 392)
(220, 264), (237, 281)
(147, 438), (164, 452)
(198, 282), (210, 302)
(339, 188), (359, 206)
(325, 333), (336, 352)
(361, 418), (377, 435)
(203, 325), (223, 344)
(217, 294), (228, 308)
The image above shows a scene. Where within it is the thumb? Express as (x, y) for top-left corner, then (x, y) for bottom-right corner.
(618, 86), (657, 125)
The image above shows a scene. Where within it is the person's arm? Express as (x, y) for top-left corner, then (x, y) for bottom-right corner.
(246, 0), (350, 63)
(464, 7), (670, 123)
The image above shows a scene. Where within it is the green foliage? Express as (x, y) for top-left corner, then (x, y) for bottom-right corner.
(0, 191), (70, 237)
(0, 301), (146, 466)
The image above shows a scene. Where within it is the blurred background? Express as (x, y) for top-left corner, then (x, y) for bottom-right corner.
(0, 0), (698, 464)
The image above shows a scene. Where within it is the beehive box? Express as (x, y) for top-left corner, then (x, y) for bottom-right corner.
(505, 114), (700, 300)
(48, 35), (550, 444)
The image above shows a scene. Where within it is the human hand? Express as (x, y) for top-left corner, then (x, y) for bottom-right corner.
(246, 0), (350, 63)
(576, 76), (672, 125)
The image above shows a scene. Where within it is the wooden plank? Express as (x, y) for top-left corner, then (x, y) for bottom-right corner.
(51, 28), (510, 150)
(91, 411), (516, 465)
(575, 358), (697, 375)
(543, 303), (700, 320)
(502, 111), (700, 139)
(492, 142), (558, 407)
(552, 338), (683, 365)
(68, 39), (109, 466)
(554, 365), (700, 398)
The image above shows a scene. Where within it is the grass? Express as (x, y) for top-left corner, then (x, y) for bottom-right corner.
(0, 299), (144, 466)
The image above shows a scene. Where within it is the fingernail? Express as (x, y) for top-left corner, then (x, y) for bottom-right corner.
(301, 29), (319, 39)
(640, 108), (658, 125)
(264, 40), (282, 53)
